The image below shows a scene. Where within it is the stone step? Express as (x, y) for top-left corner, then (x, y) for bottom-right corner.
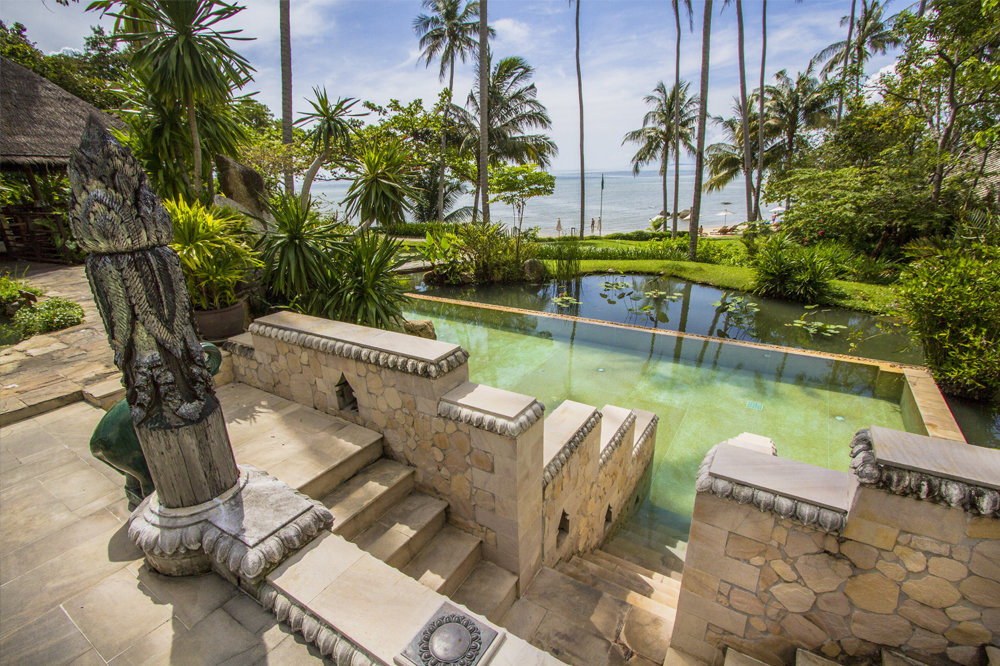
(725, 650), (769, 666)
(451, 560), (518, 623)
(619, 516), (689, 547)
(320, 459), (415, 540)
(556, 559), (678, 621)
(587, 549), (677, 587)
(402, 525), (481, 597)
(615, 523), (688, 569)
(569, 555), (680, 608)
(352, 492), (448, 569)
(603, 533), (685, 581)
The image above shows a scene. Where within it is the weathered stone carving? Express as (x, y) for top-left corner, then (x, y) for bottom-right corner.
(437, 399), (544, 438)
(399, 603), (502, 666)
(696, 445), (848, 533)
(543, 409), (601, 486)
(850, 428), (1000, 518)
(598, 411), (638, 467)
(250, 320), (469, 379)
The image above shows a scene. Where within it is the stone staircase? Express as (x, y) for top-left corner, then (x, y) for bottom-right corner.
(220, 382), (518, 624)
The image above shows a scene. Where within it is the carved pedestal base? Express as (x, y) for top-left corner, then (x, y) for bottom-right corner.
(128, 466), (332, 584)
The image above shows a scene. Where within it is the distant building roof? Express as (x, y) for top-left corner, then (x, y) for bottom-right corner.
(0, 56), (125, 169)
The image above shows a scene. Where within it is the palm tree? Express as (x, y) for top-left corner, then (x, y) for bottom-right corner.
(755, 0), (768, 221)
(705, 101), (781, 193)
(689, 0), (714, 260)
(764, 68), (835, 173)
(413, 0), (484, 221)
(410, 162), (473, 222)
(103, 0), (254, 199)
(622, 81), (697, 230)
(478, 0), (490, 223)
(296, 88), (365, 208)
(454, 55), (557, 217)
(837, 0), (858, 124)
(813, 0), (899, 97)
(573, 0), (585, 238)
(734, 0), (754, 222)
(342, 137), (422, 231)
(672, 0), (693, 237)
(280, 0), (293, 195)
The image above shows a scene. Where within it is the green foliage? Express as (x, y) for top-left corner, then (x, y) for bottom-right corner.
(379, 221), (463, 237)
(257, 196), (340, 301)
(749, 233), (840, 304)
(458, 222), (529, 283)
(13, 297), (84, 336)
(899, 245), (1000, 400)
(343, 137), (421, 229)
(488, 164), (555, 229)
(299, 231), (411, 330)
(166, 198), (261, 309)
(0, 273), (43, 310)
(420, 227), (467, 285)
(550, 239), (581, 283)
(786, 305), (848, 338)
(605, 230), (682, 241)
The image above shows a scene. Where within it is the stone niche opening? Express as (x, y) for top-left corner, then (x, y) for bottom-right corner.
(604, 505), (613, 528)
(334, 375), (358, 414)
(557, 510), (570, 548)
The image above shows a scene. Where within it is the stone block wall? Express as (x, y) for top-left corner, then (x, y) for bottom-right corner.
(671, 427), (1000, 666)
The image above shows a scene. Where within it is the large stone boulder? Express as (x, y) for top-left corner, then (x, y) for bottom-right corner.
(215, 154), (267, 219)
(523, 258), (546, 282)
(403, 319), (437, 340)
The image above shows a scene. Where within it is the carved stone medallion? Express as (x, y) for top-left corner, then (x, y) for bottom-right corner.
(397, 603), (503, 666)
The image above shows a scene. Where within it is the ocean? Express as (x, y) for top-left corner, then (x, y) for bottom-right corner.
(310, 165), (755, 235)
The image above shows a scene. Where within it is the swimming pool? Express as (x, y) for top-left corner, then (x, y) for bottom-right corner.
(406, 296), (913, 536)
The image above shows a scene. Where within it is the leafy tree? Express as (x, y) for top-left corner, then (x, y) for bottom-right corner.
(413, 0), (485, 221)
(623, 81), (698, 231)
(411, 162), (472, 222)
(257, 196), (339, 300)
(295, 89), (365, 208)
(93, 0), (255, 198)
(488, 163), (555, 231)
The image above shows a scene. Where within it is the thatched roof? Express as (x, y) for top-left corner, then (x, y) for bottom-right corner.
(1, 56), (125, 169)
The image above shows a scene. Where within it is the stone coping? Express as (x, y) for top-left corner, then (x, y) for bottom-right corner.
(696, 444), (854, 533)
(902, 368), (966, 442)
(598, 407), (637, 468)
(250, 311), (469, 379)
(850, 427), (1000, 517)
(542, 400), (602, 486)
(438, 381), (545, 437)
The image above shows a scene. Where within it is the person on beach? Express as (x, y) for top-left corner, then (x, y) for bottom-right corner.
(597, 217), (602, 236)
(556, 218), (562, 236)
(590, 218), (595, 234)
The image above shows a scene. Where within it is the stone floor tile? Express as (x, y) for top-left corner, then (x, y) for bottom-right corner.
(1, 505), (122, 584)
(0, 421), (64, 460)
(621, 606), (671, 664)
(164, 608), (265, 665)
(254, 633), (331, 665)
(502, 598), (548, 640)
(105, 617), (177, 666)
(63, 568), (173, 662)
(0, 605), (92, 664)
(268, 533), (365, 607)
(0, 480), (80, 556)
(223, 593), (289, 651)
(0, 446), (79, 491)
(531, 611), (617, 666)
(136, 566), (238, 630)
(41, 465), (121, 512)
(69, 648), (110, 665)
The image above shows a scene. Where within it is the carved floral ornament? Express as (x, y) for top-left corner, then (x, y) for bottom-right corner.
(850, 428), (1000, 518)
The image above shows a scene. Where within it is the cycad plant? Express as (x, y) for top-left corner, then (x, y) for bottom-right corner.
(257, 196), (340, 301)
(166, 198), (260, 310)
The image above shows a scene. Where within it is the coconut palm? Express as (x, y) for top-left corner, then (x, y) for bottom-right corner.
(689, 0), (714, 260)
(705, 101), (782, 193)
(454, 54), (558, 217)
(296, 88), (365, 208)
(478, 0), (490, 223)
(672, 0), (694, 237)
(573, 0), (585, 238)
(622, 81), (697, 232)
(342, 137), (422, 231)
(764, 68), (836, 173)
(723, 0), (755, 222)
(813, 0), (899, 97)
(280, 0), (293, 194)
(99, 0), (254, 199)
(413, 0), (485, 221)
(410, 162), (473, 223)
(755, 0), (768, 221)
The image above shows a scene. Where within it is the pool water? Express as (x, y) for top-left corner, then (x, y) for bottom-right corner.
(406, 298), (911, 535)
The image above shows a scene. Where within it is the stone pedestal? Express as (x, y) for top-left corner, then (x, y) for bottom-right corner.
(129, 466), (332, 584)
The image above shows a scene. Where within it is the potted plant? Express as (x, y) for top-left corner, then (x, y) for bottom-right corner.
(166, 198), (261, 340)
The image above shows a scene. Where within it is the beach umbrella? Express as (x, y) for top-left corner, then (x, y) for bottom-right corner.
(717, 209), (735, 225)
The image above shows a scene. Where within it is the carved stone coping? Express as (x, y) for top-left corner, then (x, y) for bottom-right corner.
(258, 583), (381, 666)
(632, 411), (659, 456)
(599, 409), (638, 468)
(222, 332), (255, 359)
(696, 444), (855, 533)
(128, 466), (333, 583)
(542, 401), (602, 487)
(438, 382), (545, 437)
(850, 426), (1000, 518)
(250, 311), (469, 379)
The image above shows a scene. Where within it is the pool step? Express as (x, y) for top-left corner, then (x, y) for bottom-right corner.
(603, 528), (686, 581)
(566, 554), (680, 609)
(615, 522), (688, 571)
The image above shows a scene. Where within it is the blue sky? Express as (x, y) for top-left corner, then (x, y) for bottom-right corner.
(4, 0), (900, 172)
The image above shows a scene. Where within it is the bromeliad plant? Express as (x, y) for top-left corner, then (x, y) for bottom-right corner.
(166, 198), (261, 310)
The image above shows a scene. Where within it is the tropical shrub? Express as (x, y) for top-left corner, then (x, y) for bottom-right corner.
(300, 231), (411, 330)
(458, 223), (528, 283)
(750, 233), (839, 304)
(0, 273), (43, 313)
(166, 198), (261, 310)
(258, 196), (340, 301)
(420, 228), (467, 285)
(605, 230), (681, 241)
(13, 297), (84, 335)
(550, 238), (581, 283)
(899, 245), (1000, 401)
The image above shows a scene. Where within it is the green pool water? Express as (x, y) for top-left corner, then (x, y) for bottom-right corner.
(405, 299), (911, 536)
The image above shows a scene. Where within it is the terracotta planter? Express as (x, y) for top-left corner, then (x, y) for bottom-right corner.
(192, 300), (247, 341)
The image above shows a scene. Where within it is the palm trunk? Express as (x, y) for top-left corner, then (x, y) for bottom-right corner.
(280, 0), (294, 195)
(576, 0), (585, 238)
(661, 147), (669, 231)
(754, 0), (767, 220)
(837, 0), (857, 126)
(472, 155), (481, 223)
(689, 0), (713, 260)
(478, 0), (490, 224)
(736, 0), (754, 222)
(187, 92), (203, 199)
(299, 148), (329, 209)
(672, 2), (682, 238)
(437, 61), (455, 221)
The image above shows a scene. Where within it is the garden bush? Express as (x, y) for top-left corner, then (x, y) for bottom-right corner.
(749, 233), (840, 304)
(0, 273), (43, 315)
(605, 230), (684, 241)
(899, 245), (1000, 401)
(13, 297), (84, 335)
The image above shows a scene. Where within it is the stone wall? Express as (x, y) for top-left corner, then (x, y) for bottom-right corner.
(670, 427), (1000, 665)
